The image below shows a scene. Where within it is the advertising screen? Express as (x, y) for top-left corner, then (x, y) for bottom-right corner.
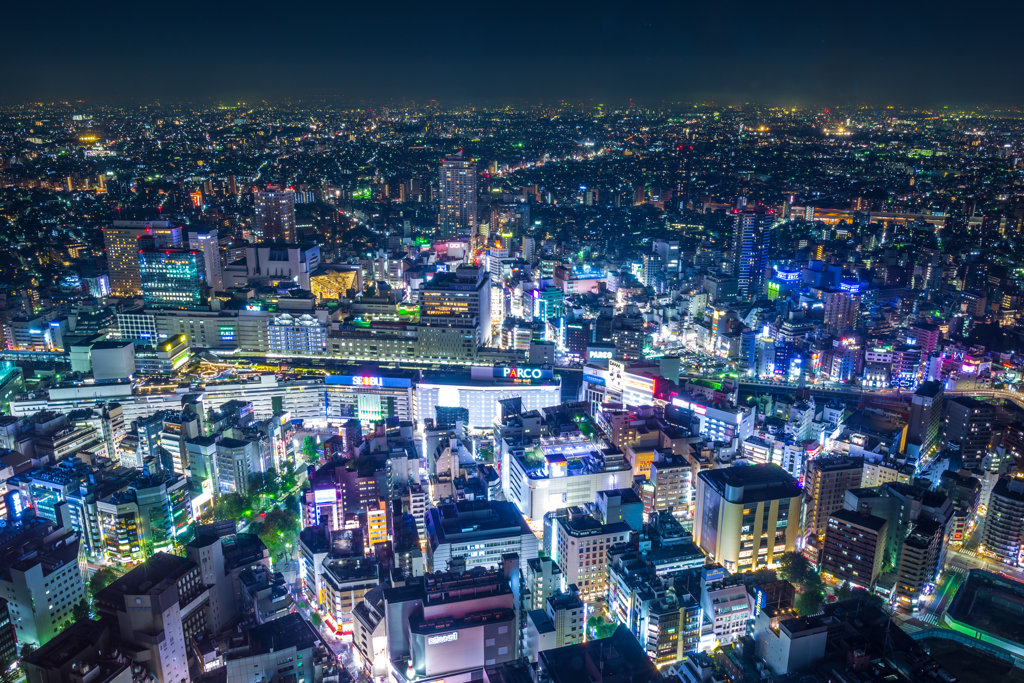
(314, 488), (337, 504)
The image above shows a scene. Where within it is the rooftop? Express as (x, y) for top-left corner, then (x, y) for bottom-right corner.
(699, 464), (802, 504)
(239, 612), (325, 657)
(946, 569), (1024, 649)
(829, 508), (888, 532)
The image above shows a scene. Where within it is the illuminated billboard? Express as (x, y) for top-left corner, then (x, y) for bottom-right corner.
(494, 366), (552, 380)
(314, 488), (337, 504)
(325, 375), (412, 388)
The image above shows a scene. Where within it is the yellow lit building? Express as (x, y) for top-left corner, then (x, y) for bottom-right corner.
(311, 267), (361, 302)
(366, 502), (388, 554)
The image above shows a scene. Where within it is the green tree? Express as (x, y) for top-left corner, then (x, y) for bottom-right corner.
(213, 492), (250, 521)
(836, 580), (853, 601)
(587, 615), (617, 640)
(776, 552), (811, 585)
(796, 588), (824, 616)
(89, 568), (119, 595)
(19, 643), (34, 659)
(72, 598), (90, 622)
(258, 507), (300, 564)
(301, 436), (319, 460)
(281, 461), (298, 491)
(310, 612), (322, 628)
(262, 468), (281, 498)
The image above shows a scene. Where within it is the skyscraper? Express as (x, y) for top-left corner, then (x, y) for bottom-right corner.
(802, 456), (864, 547)
(731, 207), (772, 298)
(254, 188), (296, 242)
(438, 151), (477, 238)
(103, 220), (182, 297)
(944, 396), (995, 468)
(907, 381), (944, 461)
(982, 475), (1024, 565)
(188, 226), (223, 293)
(139, 249), (207, 309)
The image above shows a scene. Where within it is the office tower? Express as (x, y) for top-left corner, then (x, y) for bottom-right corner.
(652, 239), (680, 275)
(139, 249), (207, 309)
(438, 151), (477, 237)
(823, 289), (856, 335)
(545, 588), (585, 647)
(223, 614), (329, 682)
(188, 226), (223, 293)
(693, 465), (802, 573)
(418, 265), (492, 347)
(907, 381), (944, 461)
(254, 188), (297, 242)
(0, 506), (85, 648)
(383, 565), (519, 683)
(908, 322), (941, 355)
(94, 553), (206, 683)
(802, 456), (864, 546)
(526, 556), (563, 611)
(185, 531), (238, 633)
(731, 207), (772, 297)
(640, 252), (663, 289)
(424, 500), (538, 573)
(843, 483), (954, 610)
(649, 453), (693, 519)
(538, 625), (660, 683)
(945, 396), (996, 468)
(103, 220), (183, 296)
(215, 437), (267, 494)
(982, 476), (1024, 565)
(820, 509), (888, 589)
(550, 509), (631, 603)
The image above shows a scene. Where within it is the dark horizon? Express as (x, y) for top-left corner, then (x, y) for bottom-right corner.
(2, 0), (1022, 109)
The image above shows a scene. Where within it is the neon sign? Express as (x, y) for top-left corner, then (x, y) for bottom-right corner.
(427, 632), (458, 645)
(500, 367), (547, 380)
(351, 376), (383, 386)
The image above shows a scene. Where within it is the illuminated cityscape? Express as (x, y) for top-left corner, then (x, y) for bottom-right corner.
(2, 4), (1024, 682)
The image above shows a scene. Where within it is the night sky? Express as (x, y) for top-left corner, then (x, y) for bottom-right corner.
(2, 0), (1021, 107)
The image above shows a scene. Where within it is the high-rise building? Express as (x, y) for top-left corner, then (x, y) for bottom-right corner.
(820, 509), (888, 589)
(188, 226), (223, 293)
(907, 381), (944, 462)
(383, 564), (520, 683)
(418, 265), (491, 347)
(103, 220), (183, 297)
(823, 289), (856, 335)
(649, 453), (694, 519)
(802, 456), (864, 546)
(94, 553), (207, 683)
(945, 396), (996, 468)
(551, 510), (632, 603)
(526, 556), (563, 611)
(438, 151), (477, 237)
(908, 322), (941, 355)
(0, 507), (86, 649)
(254, 188), (297, 242)
(982, 475), (1024, 566)
(424, 499), (538, 573)
(139, 249), (207, 309)
(731, 207), (772, 297)
(693, 465), (802, 573)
